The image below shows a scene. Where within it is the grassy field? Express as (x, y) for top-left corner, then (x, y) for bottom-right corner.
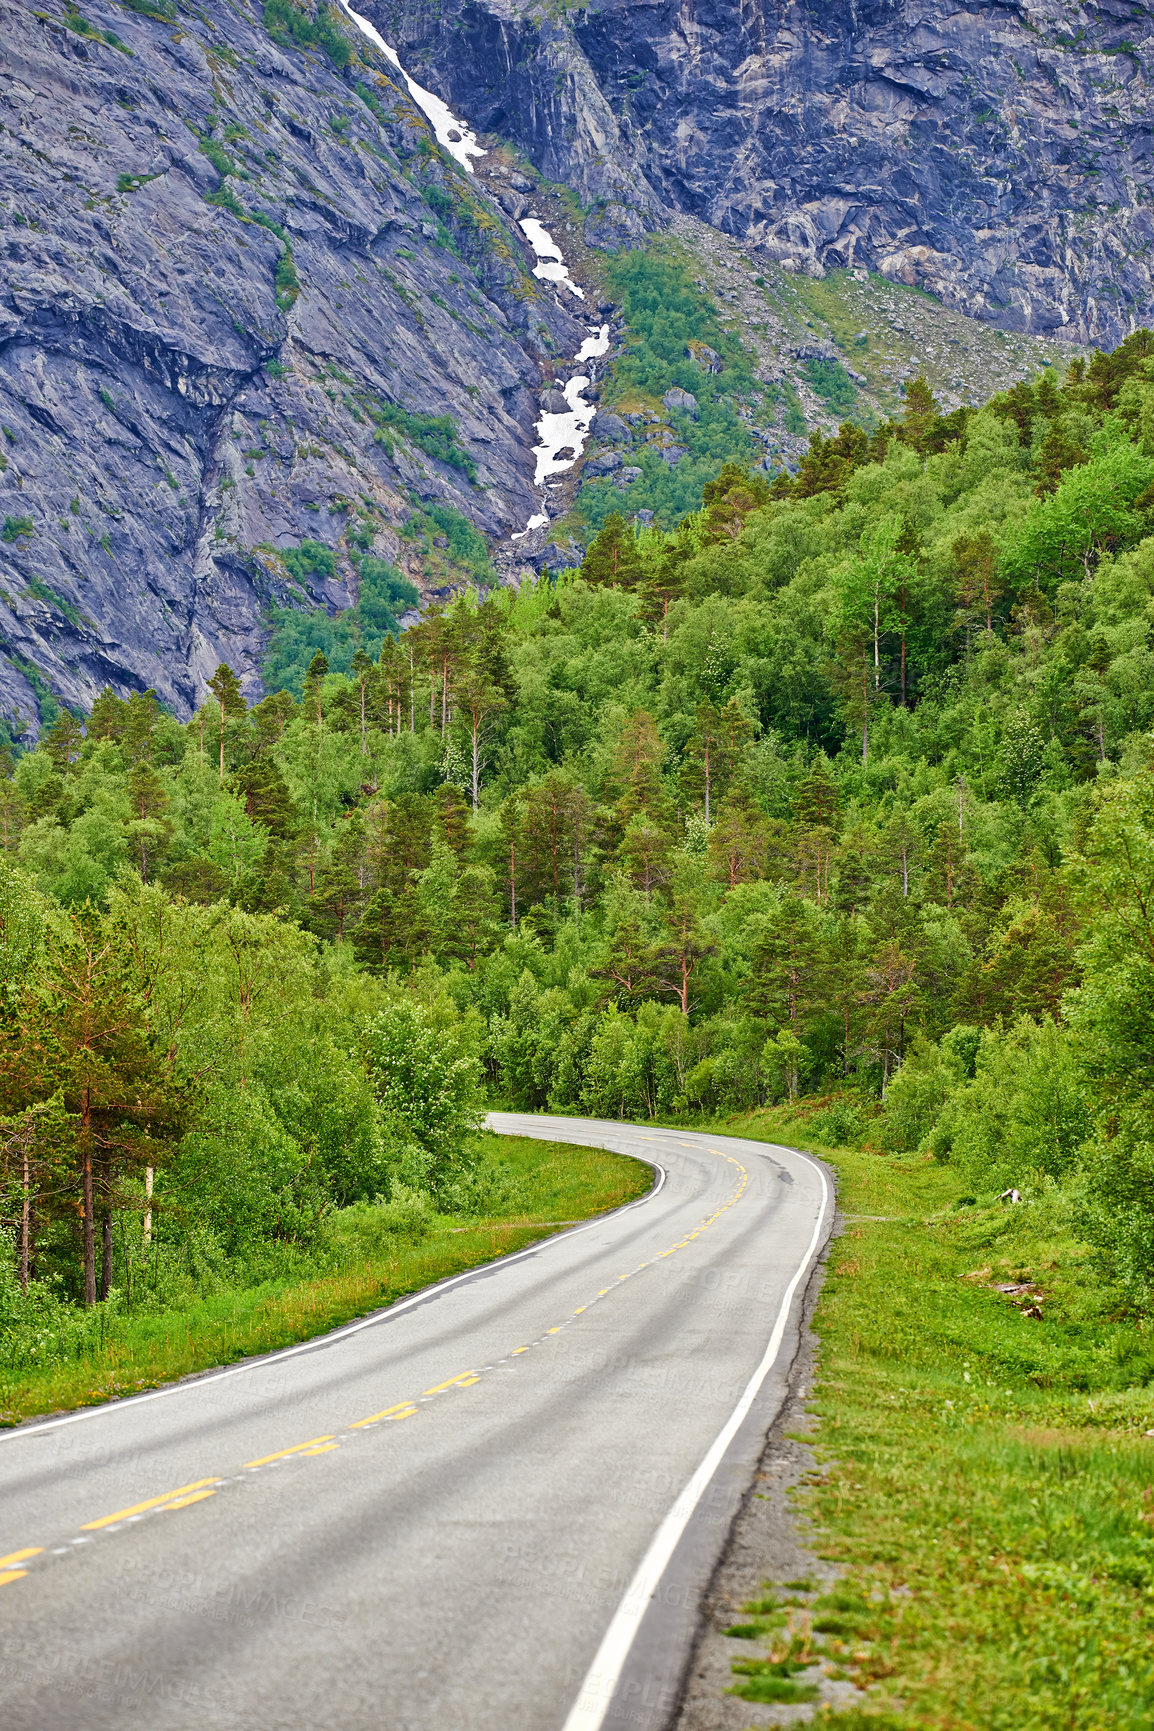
(0, 1133), (649, 1426)
(718, 1108), (1154, 1731)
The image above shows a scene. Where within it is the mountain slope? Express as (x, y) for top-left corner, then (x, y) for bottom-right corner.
(0, 0), (584, 728)
(374, 0), (1154, 344)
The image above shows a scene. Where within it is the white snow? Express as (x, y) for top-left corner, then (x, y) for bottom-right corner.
(577, 323), (610, 362)
(322, 18), (612, 540)
(511, 512), (550, 540)
(336, 0), (486, 171)
(533, 373), (598, 485)
(519, 218), (586, 300)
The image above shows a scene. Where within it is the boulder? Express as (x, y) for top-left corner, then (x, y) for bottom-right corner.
(663, 387), (699, 418)
(686, 341), (722, 373)
(541, 388), (570, 414)
(591, 411), (630, 441)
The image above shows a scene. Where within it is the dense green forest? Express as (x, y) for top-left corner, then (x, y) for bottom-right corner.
(7, 321), (1154, 1357)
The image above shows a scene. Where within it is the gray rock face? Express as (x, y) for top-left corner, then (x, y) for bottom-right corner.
(376, 0), (1154, 344)
(541, 388), (570, 413)
(0, 0), (582, 732)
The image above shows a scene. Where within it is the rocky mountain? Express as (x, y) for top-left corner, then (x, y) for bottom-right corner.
(0, 0), (1145, 735)
(0, 0), (592, 728)
(375, 0), (1154, 344)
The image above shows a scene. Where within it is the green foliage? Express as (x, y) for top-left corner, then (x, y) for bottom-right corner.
(116, 171), (162, 193)
(262, 0), (352, 67)
(14, 326), (1154, 1381)
(61, 5), (133, 52)
(198, 137), (235, 179)
(574, 241), (759, 528)
(361, 997), (483, 1202)
(282, 539), (335, 585)
(747, 1122), (1154, 1728)
(370, 400), (476, 482)
(401, 502), (492, 579)
(803, 357), (858, 416)
(274, 245), (300, 310)
(262, 552), (417, 696)
(1, 516), (33, 544)
(204, 184), (245, 220)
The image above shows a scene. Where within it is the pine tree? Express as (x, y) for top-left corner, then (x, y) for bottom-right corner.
(617, 815), (672, 901)
(901, 375), (941, 453)
(123, 690), (161, 765)
(0, 912), (185, 1305)
(707, 788), (784, 889)
(610, 709), (670, 833)
(581, 513), (644, 588)
(951, 530), (1003, 635)
(639, 537), (689, 637)
(451, 660), (507, 809)
(857, 939), (918, 1092)
(655, 891), (715, 1014)
(88, 687), (127, 744)
(591, 890), (662, 1004)
(310, 817), (366, 942)
(351, 647), (374, 753)
(302, 652), (328, 731)
(126, 763), (172, 883)
(434, 784), (471, 857)
(43, 711), (84, 774)
(681, 699), (752, 823)
(208, 664), (246, 783)
(233, 755), (296, 838)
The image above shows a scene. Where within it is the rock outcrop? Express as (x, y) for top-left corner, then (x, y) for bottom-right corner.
(373, 0), (1154, 345)
(0, 0), (583, 730)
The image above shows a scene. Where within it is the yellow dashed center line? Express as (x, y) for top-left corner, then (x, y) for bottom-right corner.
(0, 1548), (43, 1569)
(82, 1479), (223, 1530)
(243, 1437), (334, 1469)
(6, 1137), (753, 1586)
(162, 1488), (218, 1512)
(349, 1402), (418, 1429)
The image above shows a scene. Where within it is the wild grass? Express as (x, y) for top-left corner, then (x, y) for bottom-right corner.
(0, 1134), (648, 1426)
(723, 1108), (1154, 1730)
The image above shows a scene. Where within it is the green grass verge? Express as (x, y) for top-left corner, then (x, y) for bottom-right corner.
(0, 1134), (649, 1426)
(719, 1108), (1154, 1730)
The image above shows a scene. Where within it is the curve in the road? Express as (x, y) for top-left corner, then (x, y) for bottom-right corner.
(0, 1117), (832, 1731)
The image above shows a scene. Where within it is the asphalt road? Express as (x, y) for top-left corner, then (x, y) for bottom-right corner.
(0, 1115), (831, 1731)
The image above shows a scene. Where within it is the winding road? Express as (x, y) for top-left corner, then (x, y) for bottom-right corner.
(0, 1115), (831, 1731)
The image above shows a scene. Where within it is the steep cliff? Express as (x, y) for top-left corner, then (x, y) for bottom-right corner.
(374, 0), (1154, 344)
(0, 0), (587, 729)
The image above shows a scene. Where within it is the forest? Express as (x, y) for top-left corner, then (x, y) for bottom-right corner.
(6, 319), (1154, 1358)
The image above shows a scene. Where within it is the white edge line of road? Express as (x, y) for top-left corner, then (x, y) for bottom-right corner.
(560, 1143), (832, 1731)
(0, 1137), (666, 1446)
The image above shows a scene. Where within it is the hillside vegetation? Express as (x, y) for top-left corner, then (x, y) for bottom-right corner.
(7, 322), (1154, 1367)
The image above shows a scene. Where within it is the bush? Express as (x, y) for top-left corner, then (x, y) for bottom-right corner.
(927, 1019), (1093, 1190)
(361, 999), (483, 1203)
(263, 0), (352, 68)
(810, 1097), (866, 1146)
(881, 1033), (970, 1152)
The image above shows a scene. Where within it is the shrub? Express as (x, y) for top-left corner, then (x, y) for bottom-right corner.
(361, 1000), (483, 1203)
(263, 0), (352, 69)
